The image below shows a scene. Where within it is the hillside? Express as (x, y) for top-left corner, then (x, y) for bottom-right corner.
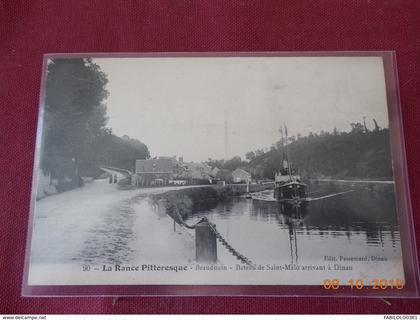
(247, 129), (393, 180)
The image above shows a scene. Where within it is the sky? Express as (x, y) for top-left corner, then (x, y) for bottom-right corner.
(93, 56), (389, 162)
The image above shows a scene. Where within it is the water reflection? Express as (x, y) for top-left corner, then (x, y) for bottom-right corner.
(186, 186), (401, 265)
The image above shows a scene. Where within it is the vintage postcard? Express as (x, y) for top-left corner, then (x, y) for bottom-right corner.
(23, 53), (418, 296)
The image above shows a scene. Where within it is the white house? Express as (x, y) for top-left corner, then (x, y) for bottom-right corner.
(232, 168), (251, 183)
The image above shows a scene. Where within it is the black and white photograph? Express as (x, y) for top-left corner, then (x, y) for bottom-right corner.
(26, 54), (405, 288)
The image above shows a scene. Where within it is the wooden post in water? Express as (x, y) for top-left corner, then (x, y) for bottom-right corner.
(195, 221), (217, 263)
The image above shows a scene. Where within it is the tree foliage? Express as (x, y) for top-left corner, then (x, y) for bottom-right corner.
(215, 169), (233, 183)
(41, 59), (109, 181)
(248, 127), (393, 180)
(89, 133), (150, 174)
(41, 58), (149, 187)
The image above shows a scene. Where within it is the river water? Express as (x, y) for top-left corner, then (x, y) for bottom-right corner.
(185, 184), (403, 271)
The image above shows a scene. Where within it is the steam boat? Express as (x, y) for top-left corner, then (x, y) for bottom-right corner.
(273, 125), (308, 209)
(274, 163), (307, 208)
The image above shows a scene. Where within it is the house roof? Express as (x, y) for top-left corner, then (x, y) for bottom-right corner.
(135, 158), (173, 173)
(232, 168), (251, 177)
(211, 167), (220, 176)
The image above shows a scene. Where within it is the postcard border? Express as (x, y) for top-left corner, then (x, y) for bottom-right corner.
(22, 51), (420, 297)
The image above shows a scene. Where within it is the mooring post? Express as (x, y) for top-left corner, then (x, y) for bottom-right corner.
(195, 221), (217, 263)
(157, 199), (167, 217)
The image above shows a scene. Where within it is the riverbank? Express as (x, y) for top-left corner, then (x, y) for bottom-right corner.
(311, 178), (394, 193)
(152, 183), (274, 220)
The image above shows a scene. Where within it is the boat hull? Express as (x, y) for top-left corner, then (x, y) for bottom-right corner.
(274, 181), (307, 207)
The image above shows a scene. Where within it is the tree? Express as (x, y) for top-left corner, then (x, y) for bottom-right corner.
(40, 58), (152, 190)
(216, 169), (233, 183)
(224, 156), (243, 171)
(207, 159), (225, 169)
(245, 151), (256, 161)
(41, 58), (109, 183)
(89, 132), (149, 174)
(373, 119), (380, 132)
(350, 122), (364, 133)
(255, 149), (264, 157)
(243, 127), (392, 180)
